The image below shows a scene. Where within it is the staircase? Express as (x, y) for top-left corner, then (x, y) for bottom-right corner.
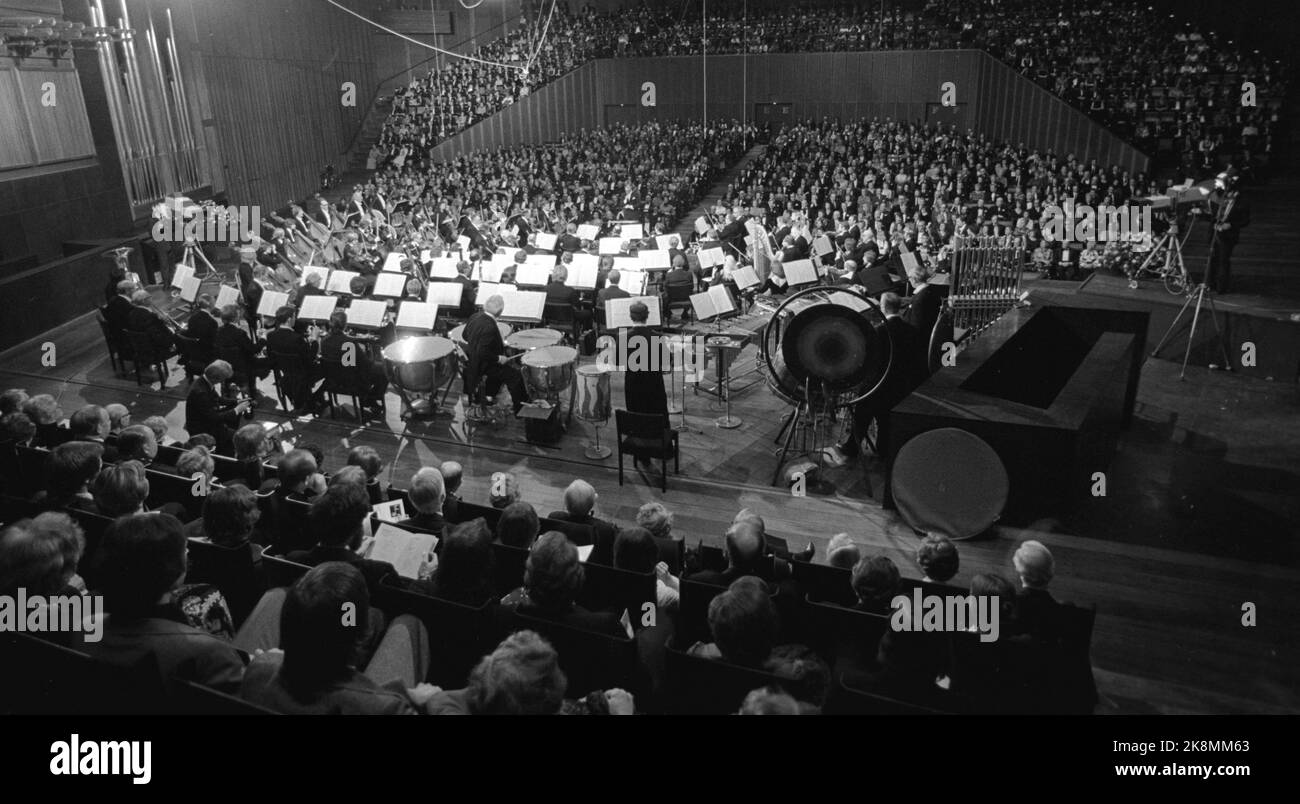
(344, 99), (393, 173)
(675, 144), (768, 239)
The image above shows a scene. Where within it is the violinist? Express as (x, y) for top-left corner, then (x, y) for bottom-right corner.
(184, 294), (220, 365)
(213, 305), (270, 397)
(126, 289), (177, 353)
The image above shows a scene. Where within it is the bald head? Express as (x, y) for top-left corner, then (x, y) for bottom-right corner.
(439, 461), (463, 494)
(725, 521), (765, 569)
(485, 295), (505, 316)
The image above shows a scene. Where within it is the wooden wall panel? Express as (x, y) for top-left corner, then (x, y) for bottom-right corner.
(0, 69), (36, 169)
(14, 68), (95, 163)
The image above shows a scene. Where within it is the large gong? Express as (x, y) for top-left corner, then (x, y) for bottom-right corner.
(763, 286), (893, 408)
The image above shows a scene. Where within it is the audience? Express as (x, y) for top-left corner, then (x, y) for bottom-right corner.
(397, 467), (445, 534)
(285, 484), (397, 591)
(916, 533), (959, 584)
(501, 531), (626, 638)
(410, 518), (496, 607)
(496, 501), (540, 549)
(549, 479), (618, 564)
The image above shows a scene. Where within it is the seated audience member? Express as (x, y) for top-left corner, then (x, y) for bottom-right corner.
(239, 562), (438, 715)
(612, 526), (680, 612)
(347, 445), (386, 505)
(396, 467), (445, 535)
(500, 531), (627, 638)
(686, 520), (774, 587)
(92, 461), (151, 518)
(23, 394), (65, 447)
(68, 405), (118, 462)
(1012, 540), (1061, 642)
(0, 513), (87, 643)
(738, 688), (802, 715)
(410, 518), (496, 606)
(969, 573), (1018, 639)
(734, 507), (813, 563)
(328, 465), (368, 490)
(0, 388), (29, 416)
(635, 501), (683, 569)
(286, 483), (397, 591)
(106, 403), (131, 437)
(763, 644), (832, 714)
(488, 471), (520, 509)
(257, 448), (326, 549)
(425, 630), (635, 716)
(230, 423), (272, 489)
(439, 461), (463, 522)
(826, 533), (861, 570)
(496, 501), (540, 548)
(689, 576), (780, 668)
(37, 441), (104, 514)
(850, 554), (901, 615)
(549, 479), (618, 561)
(185, 433), (216, 451)
(175, 446), (215, 491)
(917, 533), (959, 584)
(194, 484), (262, 561)
(143, 415), (176, 447)
(116, 424), (175, 474)
(0, 411), (37, 446)
(77, 513), (245, 691)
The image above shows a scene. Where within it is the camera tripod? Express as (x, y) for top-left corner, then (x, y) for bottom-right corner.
(1129, 215), (1193, 294)
(1148, 224), (1232, 380)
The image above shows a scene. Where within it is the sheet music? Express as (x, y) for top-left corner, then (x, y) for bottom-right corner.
(525, 253), (556, 269)
(215, 285), (240, 309)
(368, 523), (437, 580)
(598, 237), (624, 255)
(177, 274), (201, 303)
(606, 295), (662, 328)
(298, 294), (338, 321)
(372, 272), (408, 298)
(694, 215), (710, 234)
(346, 299), (387, 329)
(456, 235), (471, 251)
(395, 301), (437, 330)
(326, 270), (361, 295)
(620, 223), (644, 240)
(497, 246), (521, 262)
(655, 234), (680, 251)
(301, 265), (330, 288)
(171, 263), (195, 290)
(428, 257), (459, 279)
(732, 266), (760, 291)
(618, 268), (649, 295)
(783, 258), (820, 286)
(565, 259), (597, 289)
(382, 252), (405, 273)
(426, 282), (464, 308)
(514, 263), (552, 287)
(576, 224), (600, 241)
(256, 290), (289, 317)
(481, 259), (507, 283)
(502, 290), (545, 321)
(419, 249), (432, 264)
(535, 232), (558, 251)
(900, 249), (920, 275)
(811, 235), (834, 257)
(708, 284), (736, 315)
(639, 250), (671, 270)
(697, 247), (726, 268)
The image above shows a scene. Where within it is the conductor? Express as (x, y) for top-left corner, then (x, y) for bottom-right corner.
(623, 301), (669, 417)
(462, 295), (530, 416)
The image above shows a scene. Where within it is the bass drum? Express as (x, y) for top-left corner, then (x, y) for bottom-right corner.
(574, 363), (612, 422)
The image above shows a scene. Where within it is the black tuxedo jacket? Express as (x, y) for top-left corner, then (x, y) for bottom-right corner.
(266, 327), (316, 362)
(126, 306), (175, 349)
(105, 295), (133, 335)
(462, 311), (506, 384)
(185, 310), (218, 348)
(545, 281), (578, 307)
(185, 377), (241, 445)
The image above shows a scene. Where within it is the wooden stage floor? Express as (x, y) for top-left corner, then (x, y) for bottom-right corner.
(2, 287), (1298, 715)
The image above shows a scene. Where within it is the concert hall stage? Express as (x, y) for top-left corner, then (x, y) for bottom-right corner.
(3, 271), (1299, 713)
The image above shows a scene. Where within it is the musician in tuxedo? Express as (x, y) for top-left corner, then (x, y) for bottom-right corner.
(185, 360), (251, 454)
(451, 260), (477, 319)
(622, 301), (669, 417)
(214, 305), (269, 395)
(319, 311), (387, 405)
(903, 262), (944, 363)
(184, 294), (219, 359)
(558, 223), (582, 254)
(462, 295), (529, 415)
(831, 293), (927, 462)
(125, 290), (177, 352)
(104, 279), (136, 337)
(1205, 170), (1250, 295)
(265, 305), (322, 413)
(597, 270), (631, 310)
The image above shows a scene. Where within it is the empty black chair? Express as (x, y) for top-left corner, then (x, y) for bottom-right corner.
(373, 578), (502, 688)
(0, 631), (166, 715)
(269, 349), (317, 413)
(124, 329), (175, 387)
(665, 278), (694, 323)
(174, 333), (209, 383)
(146, 468), (205, 521)
(97, 313), (128, 374)
(790, 561), (856, 607)
(543, 301), (579, 343)
(260, 552), (312, 589)
(615, 409), (679, 492)
(320, 355), (384, 423)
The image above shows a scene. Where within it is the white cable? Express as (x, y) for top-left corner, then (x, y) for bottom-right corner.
(526, 0), (558, 75)
(459, 0), (486, 8)
(323, 0), (524, 72)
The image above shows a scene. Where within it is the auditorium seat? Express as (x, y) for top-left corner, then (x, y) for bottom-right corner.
(676, 577), (728, 647)
(155, 444), (187, 467)
(616, 410), (679, 492)
(373, 577), (503, 688)
(508, 608), (641, 698)
(537, 516), (594, 546)
(454, 500), (503, 530)
(260, 552), (312, 589)
(576, 561), (656, 626)
(210, 453), (246, 484)
(825, 676), (951, 715)
(171, 679), (278, 715)
(490, 541), (528, 597)
(0, 631), (165, 715)
(663, 642), (812, 715)
(13, 445), (49, 500)
(146, 468), (205, 521)
(790, 561), (856, 607)
(187, 539), (264, 627)
(66, 509), (113, 588)
(798, 595), (891, 668)
(124, 329), (175, 388)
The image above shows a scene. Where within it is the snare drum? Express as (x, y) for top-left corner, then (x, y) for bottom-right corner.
(521, 346), (578, 398)
(505, 327), (563, 352)
(575, 363), (613, 422)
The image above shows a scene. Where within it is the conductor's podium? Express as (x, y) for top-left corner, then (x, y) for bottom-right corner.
(883, 304), (1149, 526)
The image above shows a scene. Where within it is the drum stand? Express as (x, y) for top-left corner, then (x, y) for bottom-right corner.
(769, 380), (836, 493)
(668, 347), (702, 434)
(713, 347), (742, 429)
(583, 420), (612, 460)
